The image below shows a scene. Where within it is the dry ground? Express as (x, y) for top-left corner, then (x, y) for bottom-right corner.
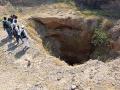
(0, 3), (120, 90)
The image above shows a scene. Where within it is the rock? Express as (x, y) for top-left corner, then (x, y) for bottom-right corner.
(101, 19), (113, 30)
(109, 20), (120, 53)
(109, 20), (120, 40)
(71, 85), (77, 90)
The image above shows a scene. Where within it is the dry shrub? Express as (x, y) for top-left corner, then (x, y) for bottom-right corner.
(101, 19), (113, 30)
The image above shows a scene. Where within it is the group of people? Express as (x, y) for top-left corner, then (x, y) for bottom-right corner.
(2, 15), (30, 49)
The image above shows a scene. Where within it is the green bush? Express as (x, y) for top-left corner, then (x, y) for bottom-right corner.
(92, 28), (109, 47)
(91, 28), (110, 61)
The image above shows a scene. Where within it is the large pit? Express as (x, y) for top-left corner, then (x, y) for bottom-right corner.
(28, 16), (117, 65)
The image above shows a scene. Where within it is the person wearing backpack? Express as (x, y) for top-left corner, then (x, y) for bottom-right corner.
(20, 25), (30, 49)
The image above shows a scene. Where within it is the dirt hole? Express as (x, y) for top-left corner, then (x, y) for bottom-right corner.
(29, 18), (117, 66)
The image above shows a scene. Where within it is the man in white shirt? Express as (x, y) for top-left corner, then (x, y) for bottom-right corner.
(12, 20), (23, 44)
(16, 25), (23, 44)
(20, 25), (30, 49)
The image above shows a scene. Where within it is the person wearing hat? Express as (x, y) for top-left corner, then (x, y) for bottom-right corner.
(20, 25), (30, 49)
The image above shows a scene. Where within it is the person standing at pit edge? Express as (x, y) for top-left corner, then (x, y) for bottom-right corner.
(2, 17), (12, 40)
(2, 17), (7, 31)
(20, 25), (30, 50)
(11, 19), (23, 44)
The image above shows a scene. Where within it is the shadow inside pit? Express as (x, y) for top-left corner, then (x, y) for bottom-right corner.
(61, 56), (90, 66)
(15, 47), (29, 59)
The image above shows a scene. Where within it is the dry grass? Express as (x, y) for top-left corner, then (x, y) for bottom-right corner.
(101, 19), (113, 30)
(52, 59), (66, 66)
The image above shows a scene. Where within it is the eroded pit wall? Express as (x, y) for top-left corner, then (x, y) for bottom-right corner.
(28, 16), (116, 65)
(28, 17), (99, 65)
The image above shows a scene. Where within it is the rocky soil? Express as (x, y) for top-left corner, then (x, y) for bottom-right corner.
(0, 27), (120, 90)
(0, 2), (120, 90)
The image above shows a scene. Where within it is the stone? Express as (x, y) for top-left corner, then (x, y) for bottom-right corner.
(109, 20), (120, 53)
(71, 85), (77, 90)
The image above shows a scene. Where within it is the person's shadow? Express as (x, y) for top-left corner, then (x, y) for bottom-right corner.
(15, 47), (29, 59)
(7, 41), (23, 52)
(0, 37), (9, 47)
(7, 42), (18, 51)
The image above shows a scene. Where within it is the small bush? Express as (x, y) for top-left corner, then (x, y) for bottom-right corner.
(91, 28), (110, 61)
(90, 46), (110, 61)
(92, 28), (109, 47)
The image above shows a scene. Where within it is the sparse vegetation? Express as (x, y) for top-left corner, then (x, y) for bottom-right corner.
(91, 28), (110, 61)
(92, 28), (109, 47)
(44, 41), (53, 55)
(91, 47), (110, 61)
